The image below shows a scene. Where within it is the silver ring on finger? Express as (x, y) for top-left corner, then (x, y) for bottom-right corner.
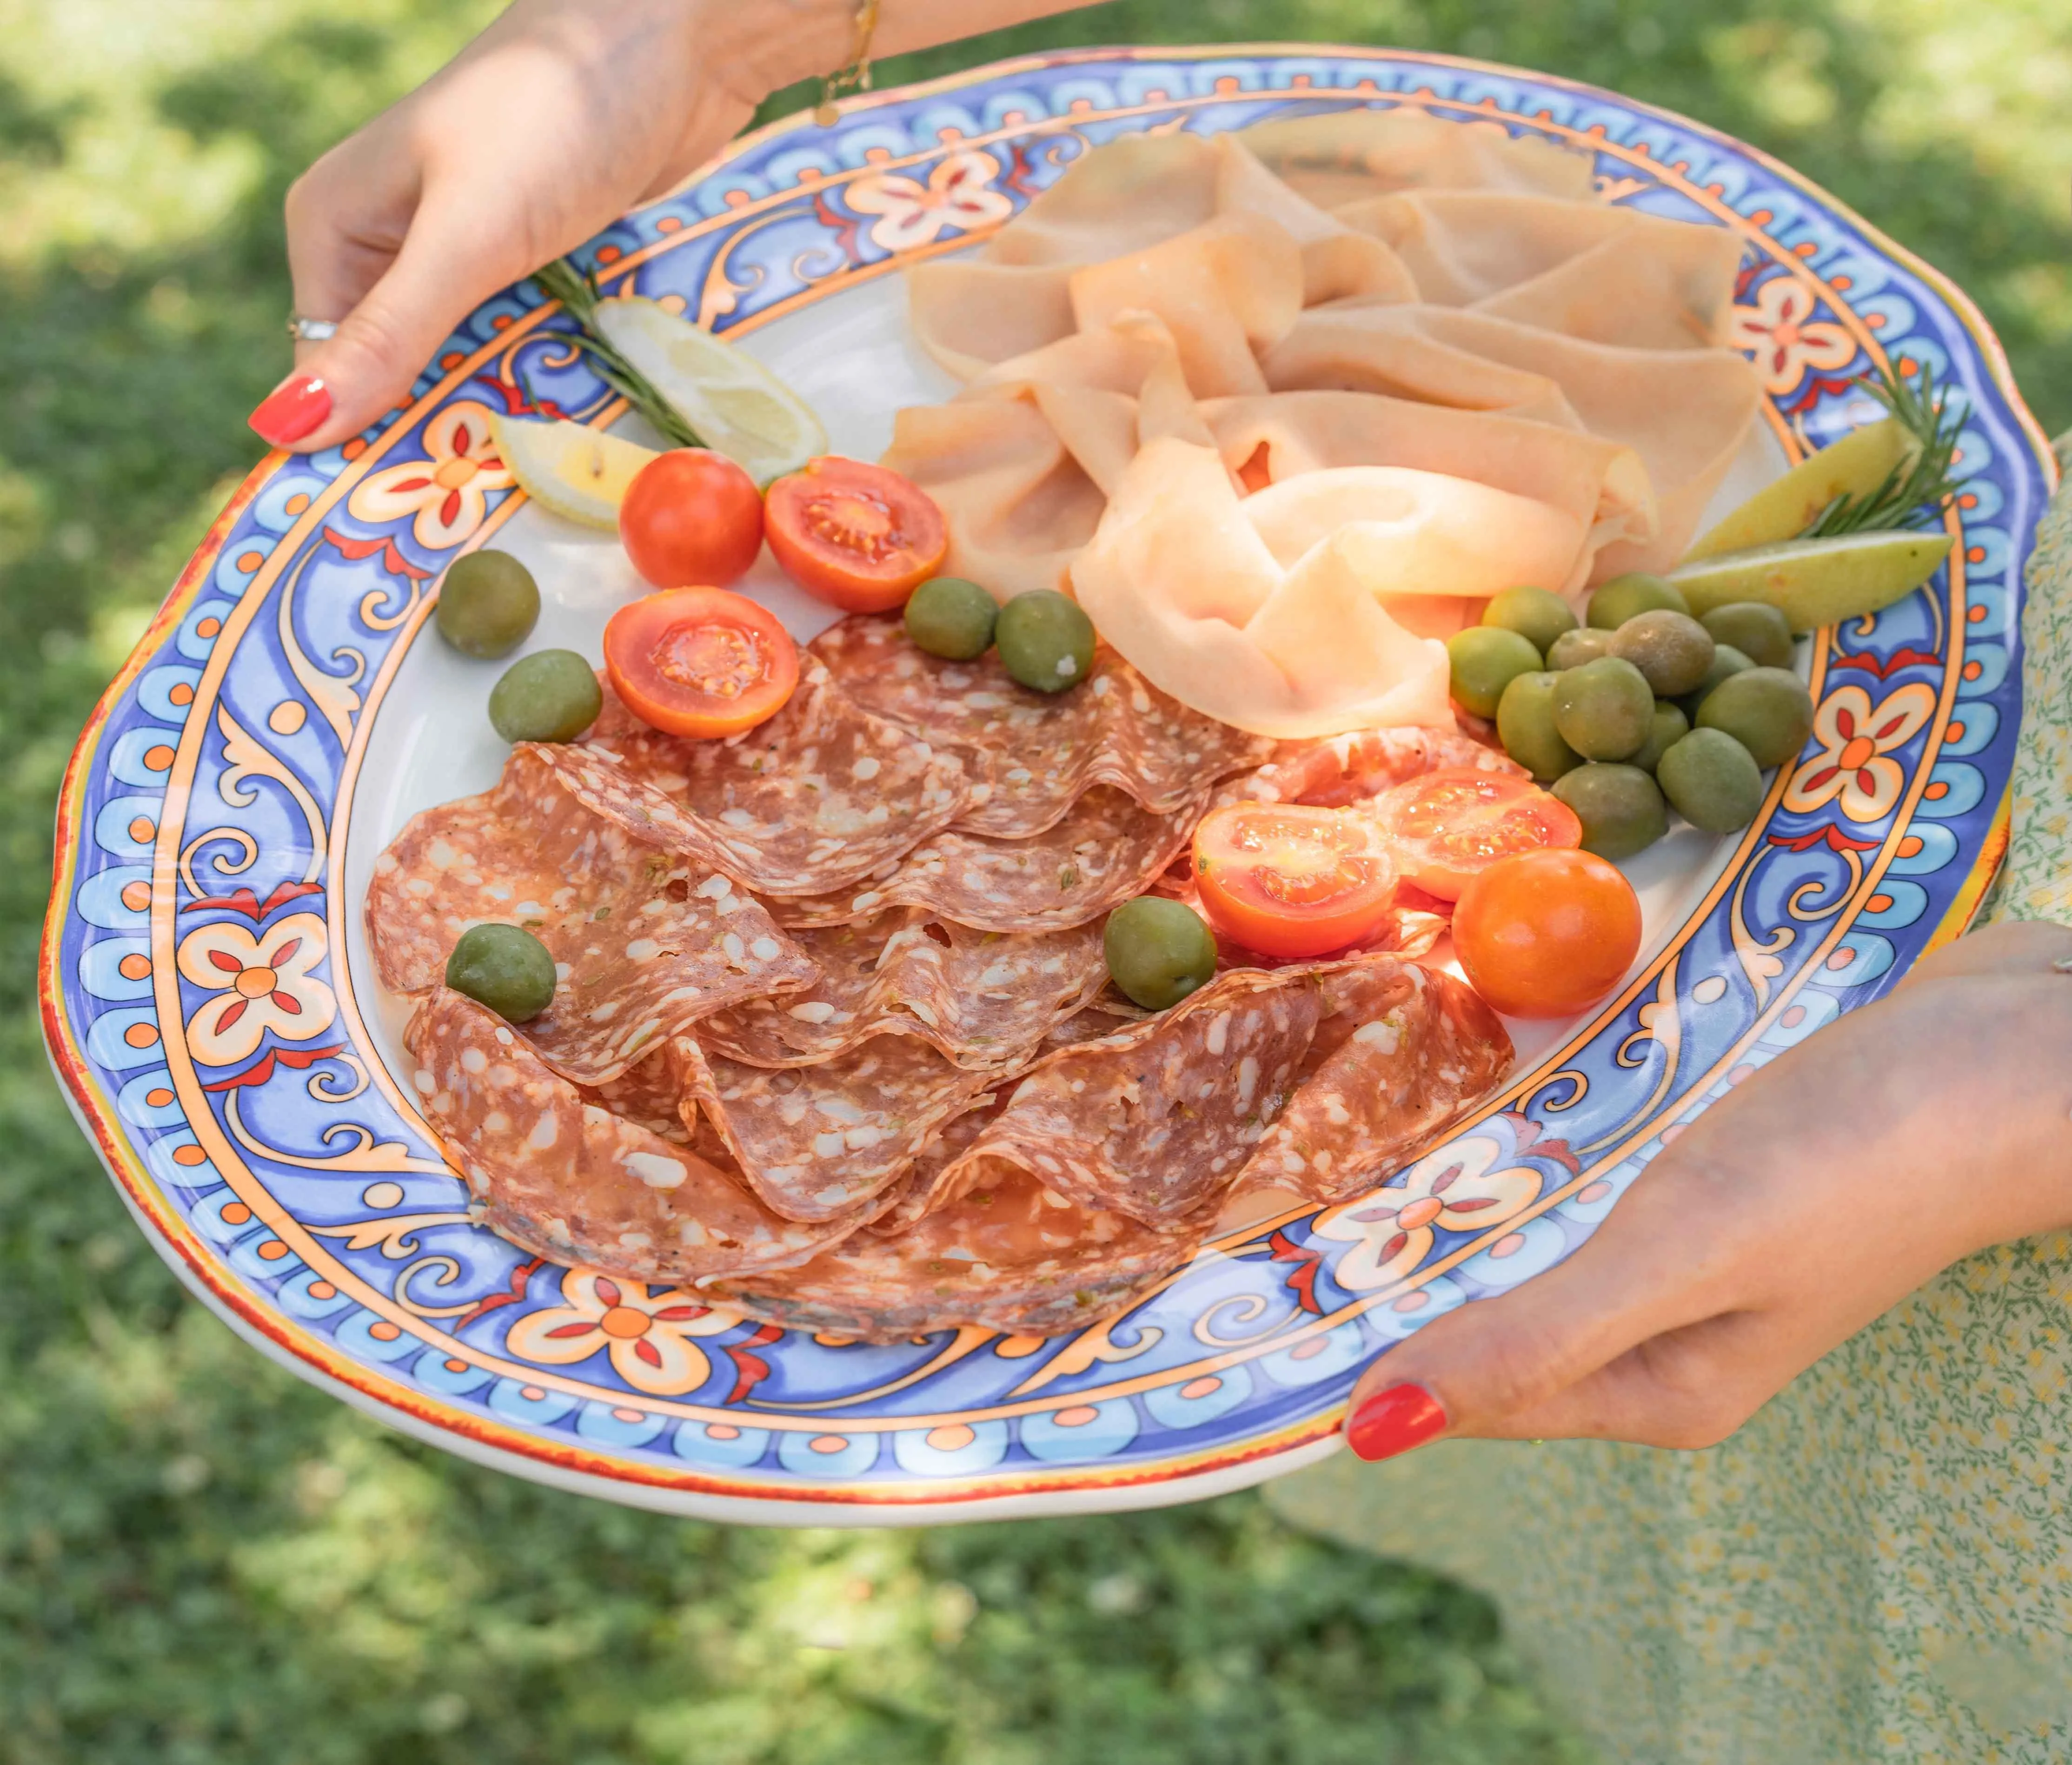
(286, 314), (340, 343)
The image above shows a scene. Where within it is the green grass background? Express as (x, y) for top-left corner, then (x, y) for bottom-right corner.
(2, 1), (2066, 1759)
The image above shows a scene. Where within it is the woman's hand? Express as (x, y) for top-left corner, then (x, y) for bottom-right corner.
(1342, 917), (2072, 1460)
(256, 0), (1081, 452)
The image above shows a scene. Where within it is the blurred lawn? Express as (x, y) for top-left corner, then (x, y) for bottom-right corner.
(2, 1), (2066, 1760)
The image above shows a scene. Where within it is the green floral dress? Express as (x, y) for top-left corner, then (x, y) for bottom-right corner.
(1267, 442), (2072, 1764)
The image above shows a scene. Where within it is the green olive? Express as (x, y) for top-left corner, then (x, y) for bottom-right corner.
(995, 589), (1096, 694)
(1551, 763), (1668, 859)
(1657, 728), (1766, 834)
(1674, 643), (1755, 722)
(1587, 572), (1691, 629)
(488, 649), (603, 744)
(904, 576), (999, 661)
(1547, 627), (1613, 671)
(1695, 666), (1816, 769)
(1552, 657), (1654, 762)
(437, 550), (541, 660)
(1447, 625), (1543, 718)
(1608, 610), (1715, 698)
(445, 922), (557, 1023)
(1495, 670), (1582, 783)
(1700, 601), (1796, 671)
(1628, 700), (1689, 776)
(1481, 585), (1575, 657)
(1103, 896), (1217, 1011)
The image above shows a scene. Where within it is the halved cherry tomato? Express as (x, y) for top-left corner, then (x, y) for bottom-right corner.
(1453, 848), (1641, 1019)
(1192, 803), (1398, 960)
(603, 587), (798, 738)
(618, 448), (764, 590)
(1365, 766), (1581, 902)
(764, 457), (948, 613)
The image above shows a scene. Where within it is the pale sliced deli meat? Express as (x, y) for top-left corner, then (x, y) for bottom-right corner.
(696, 911), (1108, 1071)
(811, 613), (1271, 838)
(571, 658), (970, 897)
(365, 745), (818, 1085)
(404, 989), (871, 1284)
(769, 785), (1206, 936)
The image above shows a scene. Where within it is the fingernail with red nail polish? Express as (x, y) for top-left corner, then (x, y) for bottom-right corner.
(1346, 1383), (1447, 1461)
(249, 375), (331, 447)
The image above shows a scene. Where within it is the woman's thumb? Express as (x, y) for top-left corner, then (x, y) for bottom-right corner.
(253, 218), (523, 454)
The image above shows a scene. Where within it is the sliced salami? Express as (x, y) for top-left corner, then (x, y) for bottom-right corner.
(863, 1091), (1002, 1236)
(1215, 722), (1522, 810)
(572, 659), (970, 896)
(939, 964), (1328, 1227)
(714, 1158), (1209, 1342)
(671, 1033), (993, 1224)
(1236, 961), (1513, 1205)
(404, 989), (865, 1284)
(695, 912), (1108, 1070)
(770, 786), (1204, 935)
(813, 615), (1271, 837)
(365, 746), (819, 1084)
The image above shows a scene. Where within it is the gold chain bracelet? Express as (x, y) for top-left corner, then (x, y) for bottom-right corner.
(814, 0), (881, 126)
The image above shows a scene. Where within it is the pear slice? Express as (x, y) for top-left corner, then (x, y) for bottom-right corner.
(592, 296), (828, 485)
(491, 415), (657, 529)
(1686, 418), (1915, 560)
(1668, 529), (1953, 632)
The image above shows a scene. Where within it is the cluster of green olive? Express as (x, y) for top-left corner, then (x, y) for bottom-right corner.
(438, 549), (602, 744)
(904, 577), (1096, 694)
(1448, 576), (1816, 858)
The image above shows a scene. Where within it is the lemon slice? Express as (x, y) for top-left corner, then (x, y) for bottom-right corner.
(492, 415), (657, 529)
(592, 296), (828, 485)
(1685, 418), (1914, 560)
(1668, 529), (1953, 631)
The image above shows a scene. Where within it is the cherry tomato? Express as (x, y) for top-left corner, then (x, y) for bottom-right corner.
(618, 448), (764, 590)
(1366, 766), (1581, 902)
(1192, 803), (1397, 960)
(1452, 848), (1641, 1019)
(602, 587), (799, 738)
(764, 457), (948, 613)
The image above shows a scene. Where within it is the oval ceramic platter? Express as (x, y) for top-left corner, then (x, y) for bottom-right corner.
(42, 45), (2053, 1523)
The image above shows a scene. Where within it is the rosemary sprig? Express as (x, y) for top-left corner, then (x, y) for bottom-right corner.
(529, 257), (705, 449)
(1803, 360), (1968, 538)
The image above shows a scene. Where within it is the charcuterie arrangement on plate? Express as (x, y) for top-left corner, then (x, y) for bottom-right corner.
(43, 48), (2051, 1520)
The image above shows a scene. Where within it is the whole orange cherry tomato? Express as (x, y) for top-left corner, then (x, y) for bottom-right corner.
(1192, 803), (1398, 960)
(1366, 766), (1581, 902)
(764, 457), (948, 613)
(618, 448), (764, 589)
(602, 587), (798, 738)
(1452, 847), (1642, 1018)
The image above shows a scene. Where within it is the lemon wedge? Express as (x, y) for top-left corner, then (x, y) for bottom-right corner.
(1686, 418), (1915, 560)
(491, 415), (657, 529)
(1668, 529), (1953, 631)
(591, 297), (827, 485)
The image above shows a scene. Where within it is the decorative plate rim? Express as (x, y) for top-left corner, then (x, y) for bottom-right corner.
(40, 43), (2053, 1519)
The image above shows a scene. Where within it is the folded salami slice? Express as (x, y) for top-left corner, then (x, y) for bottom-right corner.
(813, 615), (1271, 837)
(671, 1033), (993, 1224)
(862, 1090), (1002, 1236)
(1236, 961), (1512, 1205)
(365, 747), (819, 1084)
(696, 912), (1108, 1070)
(571, 660), (970, 897)
(714, 1159), (1209, 1342)
(769, 786), (1204, 935)
(405, 989), (865, 1283)
(940, 964), (1328, 1227)
(1215, 722), (1521, 810)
